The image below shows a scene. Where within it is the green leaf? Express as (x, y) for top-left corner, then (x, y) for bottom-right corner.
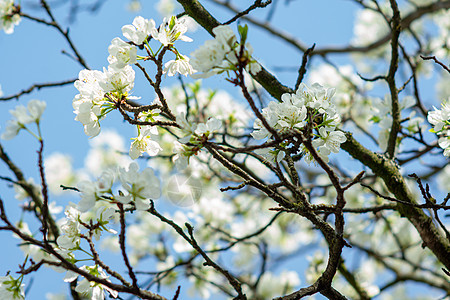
(238, 24), (248, 44)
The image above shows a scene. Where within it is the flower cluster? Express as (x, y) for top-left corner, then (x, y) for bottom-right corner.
(73, 15), (194, 161)
(75, 162), (161, 212)
(1, 99), (46, 140)
(72, 67), (134, 137)
(428, 100), (450, 157)
(252, 83), (346, 163)
(121, 15), (195, 77)
(190, 25), (261, 78)
(56, 203), (116, 251)
(0, 0), (21, 34)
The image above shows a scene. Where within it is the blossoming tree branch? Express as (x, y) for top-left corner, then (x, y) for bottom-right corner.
(0, 0), (449, 299)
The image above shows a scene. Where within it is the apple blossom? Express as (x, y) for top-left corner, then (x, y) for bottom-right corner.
(100, 65), (135, 95)
(74, 69), (106, 101)
(163, 54), (195, 77)
(72, 98), (103, 137)
(56, 204), (82, 250)
(77, 170), (115, 212)
(428, 101), (450, 133)
(107, 37), (137, 69)
(153, 15), (192, 46)
(194, 117), (222, 136)
(129, 125), (162, 159)
(1, 99), (47, 140)
(121, 16), (156, 45)
(117, 162), (161, 210)
(252, 82), (345, 163)
(0, 0), (20, 34)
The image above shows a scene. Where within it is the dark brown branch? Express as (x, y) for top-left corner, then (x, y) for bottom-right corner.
(224, 0), (272, 25)
(118, 204), (139, 289)
(0, 79), (76, 101)
(420, 55), (450, 73)
(177, 0), (293, 100)
(295, 43), (316, 91)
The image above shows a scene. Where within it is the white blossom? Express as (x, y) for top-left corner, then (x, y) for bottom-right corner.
(0, 0), (21, 34)
(313, 127), (347, 159)
(252, 83), (345, 163)
(438, 132), (450, 157)
(118, 162), (161, 210)
(428, 101), (450, 133)
(172, 141), (191, 170)
(129, 126), (162, 159)
(73, 97), (103, 137)
(190, 39), (226, 76)
(194, 117), (222, 136)
(77, 170), (115, 212)
(176, 112), (197, 143)
(164, 54), (195, 77)
(56, 204), (82, 250)
(1, 99), (47, 140)
(100, 65), (135, 95)
(45, 153), (77, 195)
(122, 16), (156, 45)
(74, 69), (106, 101)
(27, 100), (47, 123)
(153, 15), (192, 46)
(107, 37), (137, 69)
(212, 25), (236, 52)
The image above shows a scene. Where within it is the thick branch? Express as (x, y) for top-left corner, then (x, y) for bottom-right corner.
(176, 0), (293, 100)
(341, 133), (450, 270)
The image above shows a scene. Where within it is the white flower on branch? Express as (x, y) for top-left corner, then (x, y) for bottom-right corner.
(100, 65), (135, 95)
(153, 15), (192, 46)
(74, 69), (106, 101)
(122, 16), (156, 45)
(129, 125), (162, 159)
(164, 54), (195, 77)
(252, 83), (345, 163)
(117, 162), (161, 211)
(77, 170), (115, 212)
(107, 37), (137, 69)
(190, 25), (260, 77)
(0, 0), (21, 34)
(1, 99), (46, 140)
(428, 101), (450, 133)
(56, 204), (82, 250)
